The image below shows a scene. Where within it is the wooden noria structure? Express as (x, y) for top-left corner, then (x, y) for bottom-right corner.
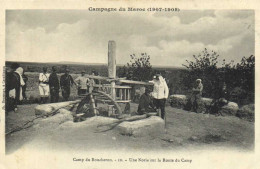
(77, 40), (153, 117)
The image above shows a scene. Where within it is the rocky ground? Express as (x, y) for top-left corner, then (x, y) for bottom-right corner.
(5, 103), (254, 154)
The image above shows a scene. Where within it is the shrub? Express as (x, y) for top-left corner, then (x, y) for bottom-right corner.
(181, 48), (254, 106)
(118, 53), (153, 81)
(236, 104), (254, 122)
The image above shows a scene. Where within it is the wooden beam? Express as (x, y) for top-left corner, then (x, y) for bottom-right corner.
(119, 79), (154, 86)
(85, 75), (126, 81)
(85, 75), (153, 86)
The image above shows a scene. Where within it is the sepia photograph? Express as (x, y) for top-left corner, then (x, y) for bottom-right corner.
(2, 7), (257, 168)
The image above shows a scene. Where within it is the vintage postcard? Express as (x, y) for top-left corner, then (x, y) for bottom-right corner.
(0, 0), (260, 169)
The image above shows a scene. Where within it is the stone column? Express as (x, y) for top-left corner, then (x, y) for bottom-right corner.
(108, 41), (116, 100)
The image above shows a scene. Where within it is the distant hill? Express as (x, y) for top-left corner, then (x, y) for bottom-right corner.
(5, 61), (185, 70)
(56, 61), (107, 66)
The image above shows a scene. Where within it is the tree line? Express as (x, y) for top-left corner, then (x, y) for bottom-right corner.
(118, 49), (255, 106)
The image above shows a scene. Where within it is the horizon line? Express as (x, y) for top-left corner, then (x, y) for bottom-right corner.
(5, 60), (184, 69)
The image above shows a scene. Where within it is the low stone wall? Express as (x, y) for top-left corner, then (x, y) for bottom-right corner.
(116, 116), (164, 137)
(169, 94), (239, 116)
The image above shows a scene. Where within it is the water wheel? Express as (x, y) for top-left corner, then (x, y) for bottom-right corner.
(76, 90), (122, 118)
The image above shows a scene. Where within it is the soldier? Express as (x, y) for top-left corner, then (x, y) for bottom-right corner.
(49, 66), (60, 103)
(6, 63), (21, 112)
(39, 67), (50, 104)
(150, 74), (169, 119)
(137, 88), (156, 115)
(190, 79), (203, 113)
(22, 72), (28, 101)
(75, 70), (89, 95)
(87, 70), (96, 93)
(60, 68), (76, 101)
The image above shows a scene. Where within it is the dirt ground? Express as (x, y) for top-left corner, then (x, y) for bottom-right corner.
(5, 103), (254, 154)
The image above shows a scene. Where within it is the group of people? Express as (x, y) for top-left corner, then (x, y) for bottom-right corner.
(136, 76), (227, 118)
(184, 78), (229, 116)
(6, 63), (99, 112)
(38, 66), (98, 104)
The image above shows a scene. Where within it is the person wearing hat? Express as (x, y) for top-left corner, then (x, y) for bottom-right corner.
(60, 68), (76, 101)
(49, 66), (60, 103)
(150, 74), (169, 119)
(137, 87), (156, 115)
(5, 63), (21, 112)
(75, 70), (89, 95)
(39, 67), (50, 104)
(190, 79), (203, 113)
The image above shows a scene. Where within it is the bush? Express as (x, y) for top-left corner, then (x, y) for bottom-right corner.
(181, 48), (254, 106)
(118, 53), (153, 81)
(181, 48), (220, 98)
(236, 104), (254, 122)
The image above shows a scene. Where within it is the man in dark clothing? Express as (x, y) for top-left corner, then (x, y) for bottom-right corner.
(49, 66), (60, 103)
(22, 72), (28, 100)
(137, 88), (156, 115)
(6, 63), (20, 112)
(60, 68), (76, 101)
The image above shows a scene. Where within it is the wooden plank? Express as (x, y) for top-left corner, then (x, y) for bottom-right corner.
(85, 75), (153, 86)
(85, 75), (126, 81)
(127, 89), (131, 100)
(120, 89), (122, 100)
(114, 86), (131, 89)
(119, 79), (154, 86)
(115, 100), (131, 103)
(124, 89), (127, 100)
(96, 99), (112, 103)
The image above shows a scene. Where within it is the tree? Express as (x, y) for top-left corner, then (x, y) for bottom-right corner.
(228, 55), (255, 104)
(118, 53), (153, 81)
(181, 48), (220, 97)
(181, 48), (255, 105)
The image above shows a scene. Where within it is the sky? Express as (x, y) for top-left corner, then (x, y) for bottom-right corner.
(6, 10), (254, 67)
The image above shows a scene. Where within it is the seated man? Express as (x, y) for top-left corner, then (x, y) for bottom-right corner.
(137, 88), (156, 115)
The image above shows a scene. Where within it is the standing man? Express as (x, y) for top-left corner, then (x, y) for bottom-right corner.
(87, 70), (96, 93)
(39, 67), (50, 104)
(60, 68), (76, 101)
(49, 66), (60, 103)
(22, 71), (28, 101)
(6, 63), (20, 112)
(191, 79), (203, 113)
(75, 70), (89, 95)
(150, 74), (169, 119)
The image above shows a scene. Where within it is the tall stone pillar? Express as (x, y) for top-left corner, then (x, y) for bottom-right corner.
(108, 41), (116, 100)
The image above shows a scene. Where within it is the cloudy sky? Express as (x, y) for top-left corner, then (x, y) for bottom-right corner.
(6, 10), (254, 67)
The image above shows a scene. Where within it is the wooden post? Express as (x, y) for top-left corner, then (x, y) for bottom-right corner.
(108, 40), (116, 100)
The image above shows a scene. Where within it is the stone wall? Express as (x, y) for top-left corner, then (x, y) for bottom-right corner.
(169, 94), (239, 116)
